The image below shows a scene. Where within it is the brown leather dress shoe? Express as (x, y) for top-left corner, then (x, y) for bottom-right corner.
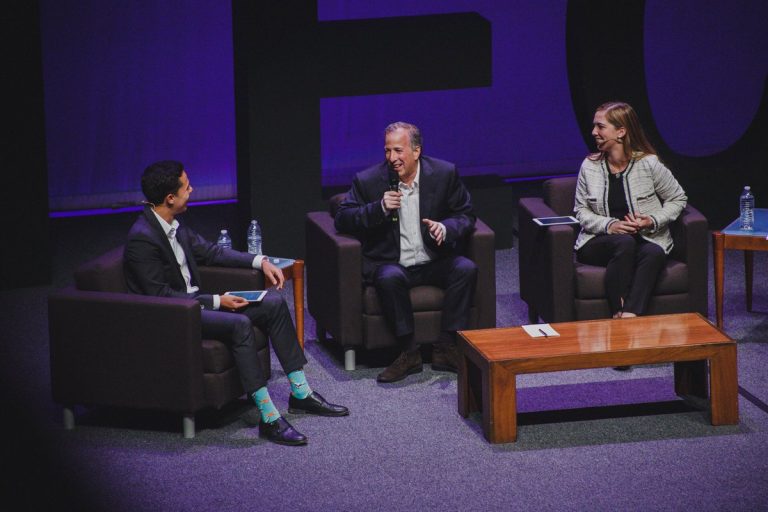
(377, 350), (423, 383)
(432, 343), (459, 373)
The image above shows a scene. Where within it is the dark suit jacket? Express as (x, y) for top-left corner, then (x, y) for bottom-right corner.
(334, 155), (475, 280)
(124, 206), (255, 309)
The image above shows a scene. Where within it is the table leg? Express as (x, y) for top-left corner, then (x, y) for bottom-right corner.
(713, 232), (725, 329)
(458, 349), (470, 418)
(292, 259), (305, 349)
(674, 360), (708, 399)
(745, 250), (753, 312)
(459, 348), (482, 418)
(482, 364), (517, 443)
(709, 345), (739, 425)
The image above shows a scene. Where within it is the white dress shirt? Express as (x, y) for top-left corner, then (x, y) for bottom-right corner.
(382, 163), (446, 267)
(152, 210), (198, 294)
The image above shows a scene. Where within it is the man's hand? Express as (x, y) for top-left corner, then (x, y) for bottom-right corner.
(625, 212), (653, 230)
(382, 190), (402, 213)
(221, 294), (249, 311)
(422, 218), (445, 245)
(261, 259), (285, 290)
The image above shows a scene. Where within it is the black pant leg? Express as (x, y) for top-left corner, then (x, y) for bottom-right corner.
(241, 293), (307, 376)
(201, 309), (267, 394)
(623, 240), (666, 315)
(577, 234), (637, 315)
(372, 263), (415, 337)
(419, 256), (478, 332)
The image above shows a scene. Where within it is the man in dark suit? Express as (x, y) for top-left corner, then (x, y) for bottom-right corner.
(124, 160), (348, 446)
(335, 122), (477, 383)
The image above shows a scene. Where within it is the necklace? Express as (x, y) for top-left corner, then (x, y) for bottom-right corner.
(608, 158), (628, 174)
(604, 157), (633, 180)
(606, 156), (630, 176)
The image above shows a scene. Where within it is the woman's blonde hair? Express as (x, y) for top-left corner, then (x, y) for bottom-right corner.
(589, 102), (656, 161)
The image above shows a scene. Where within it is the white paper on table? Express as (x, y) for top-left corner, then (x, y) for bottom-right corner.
(522, 323), (560, 338)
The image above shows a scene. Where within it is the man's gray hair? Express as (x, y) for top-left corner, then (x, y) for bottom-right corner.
(385, 122), (422, 149)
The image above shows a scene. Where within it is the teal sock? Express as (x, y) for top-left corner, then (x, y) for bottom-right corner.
(252, 387), (280, 424)
(288, 370), (312, 399)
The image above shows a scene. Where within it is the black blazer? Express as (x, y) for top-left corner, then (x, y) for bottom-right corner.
(334, 155), (475, 280)
(124, 206), (255, 309)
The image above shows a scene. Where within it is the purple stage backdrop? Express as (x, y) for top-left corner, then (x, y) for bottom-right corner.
(41, 0), (236, 211)
(41, 1), (767, 210)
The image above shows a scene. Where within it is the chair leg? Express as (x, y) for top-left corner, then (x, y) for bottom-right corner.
(63, 406), (75, 430)
(182, 414), (195, 439)
(316, 324), (326, 342)
(344, 348), (356, 371)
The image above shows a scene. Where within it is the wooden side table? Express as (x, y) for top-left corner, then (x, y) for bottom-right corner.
(281, 259), (305, 348)
(712, 208), (768, 329)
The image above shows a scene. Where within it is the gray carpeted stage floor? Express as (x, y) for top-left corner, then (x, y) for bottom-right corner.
(1, 211), (767, 511)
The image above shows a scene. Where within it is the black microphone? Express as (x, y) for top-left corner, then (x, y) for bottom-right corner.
(597, 137), (623, 149)
(388, 171), (399, 223)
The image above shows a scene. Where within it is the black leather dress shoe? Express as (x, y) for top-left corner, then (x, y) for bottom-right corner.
(288, 391), (350, 417)
(258, 417), (307, 446)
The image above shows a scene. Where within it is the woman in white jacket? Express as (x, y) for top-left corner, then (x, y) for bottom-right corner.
(574, 102), (687, 320)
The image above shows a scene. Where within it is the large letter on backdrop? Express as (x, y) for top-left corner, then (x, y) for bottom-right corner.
(232, 1), (491, 255)
(566, 0), (768, 226)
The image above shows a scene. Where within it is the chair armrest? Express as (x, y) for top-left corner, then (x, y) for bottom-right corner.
(669, 204), (709, 315)
(198, 266), (265, 294)
(48, 288), (206, 413)
(305, 212), (363, 346)
(518, 197), (577, 322)
(465, 218), (496, 328)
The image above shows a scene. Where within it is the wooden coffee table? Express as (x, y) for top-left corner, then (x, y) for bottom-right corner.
(457, 313), (738, 443)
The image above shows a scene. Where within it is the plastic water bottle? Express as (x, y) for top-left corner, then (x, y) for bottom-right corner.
(740, 186), (755, 230)
(247, 219), (262, 255)
(217, 229), (232, 249)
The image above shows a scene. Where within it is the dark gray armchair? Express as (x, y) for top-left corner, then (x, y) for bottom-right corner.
(48, 246), (271, 438)
(518, 176), (708, 323)
(305, 195), (496, 370)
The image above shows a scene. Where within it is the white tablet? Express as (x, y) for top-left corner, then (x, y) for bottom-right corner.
(266, 257), (295, 269)
(532, 216), (579, 226)
(225, 290), (267, 302)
